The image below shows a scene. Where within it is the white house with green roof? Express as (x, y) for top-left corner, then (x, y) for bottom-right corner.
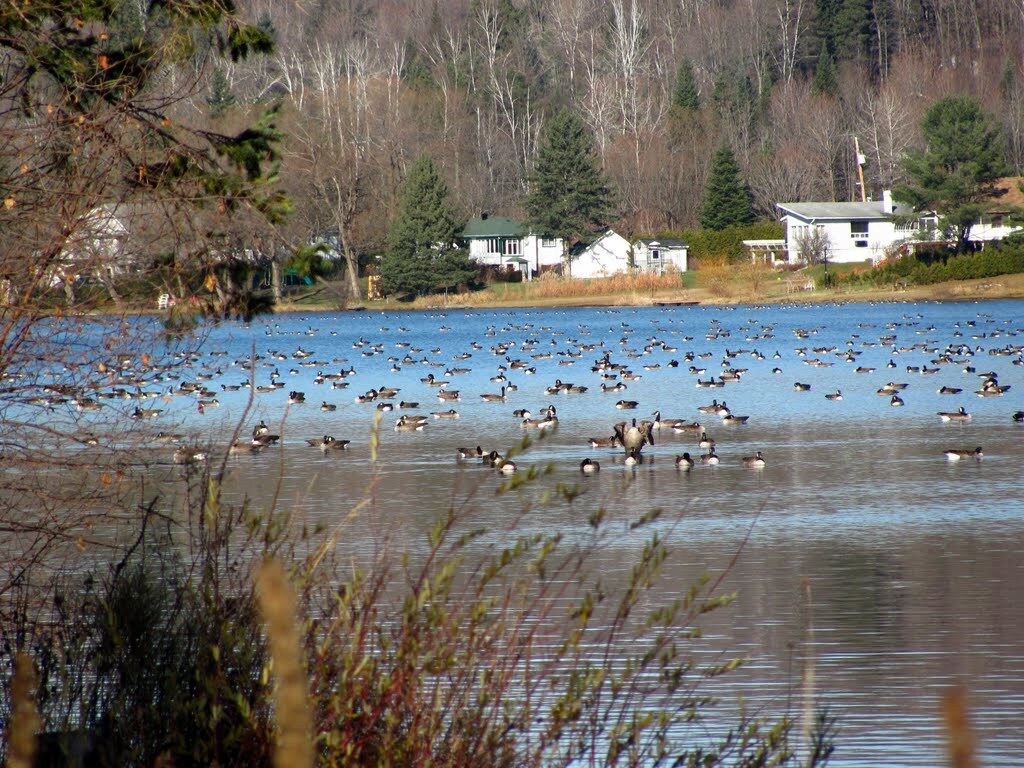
(460, 215), (564, 279)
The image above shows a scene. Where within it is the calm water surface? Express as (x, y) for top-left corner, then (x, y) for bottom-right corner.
(85, 301), (1024, 765)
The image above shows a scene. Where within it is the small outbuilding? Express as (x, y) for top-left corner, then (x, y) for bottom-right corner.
(632, 237), (688, 274)
(567, 230), (632, 278)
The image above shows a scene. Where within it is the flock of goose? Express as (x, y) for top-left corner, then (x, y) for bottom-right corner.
(85, 307), (1018, 476)
(23, 306), (1022, 476)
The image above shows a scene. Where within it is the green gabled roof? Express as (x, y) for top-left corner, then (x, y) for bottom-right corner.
(460, 216), (525, 238)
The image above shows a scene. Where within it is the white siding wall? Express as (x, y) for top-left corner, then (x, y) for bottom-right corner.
(785, 217), (907, 265)
(571, 231), (631, 278)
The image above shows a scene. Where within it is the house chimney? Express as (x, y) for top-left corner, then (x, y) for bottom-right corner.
(882, 190), (893, 215)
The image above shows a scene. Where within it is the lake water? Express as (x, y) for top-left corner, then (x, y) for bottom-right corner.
(45, 300), (1024, 765)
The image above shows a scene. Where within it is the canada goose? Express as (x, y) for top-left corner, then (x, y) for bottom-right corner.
(173, 447), (207, 464)
(698, 432), (715, 449)
(623, 448), (644, 466)
(457, 446), (484, 460)
(540, 404), (557, 417)
(938, 386), (963, 395)
(1013, 411), (1024, 422)
(944, 447), (983, 461)
(305, 435), (333, 447)
(722, 414), (750, 425)
(651, 410), (685, 430)
(480, 387), (507, 402)
(890, 394), (905, 407)
(394, 416), (425, 431)
(355, 390), (378, 403)
(601, 382), (627, 393)
(675, 452), (695, 469)
(742, 451), (766, 468)
(512, 408), (532, 418)
(496, 458), (517, 475)
(154, 431), (183, 444)
(399, 401), (419, 409)
(320, 437), (351, 452)
(697, 400), (722, 414)
(699, 448), (719, 465)
(288, 391), (306, 404)
(376, 402), (394, 412)
(671, 421), (702, 434)
(522, 415), (558, 430)
(252, 420), (271, 437)
(132, 407), (163, 419)
(613, 419), (654, 454)
(938, 407), (971, 422)
(482, 450), (504, 467)
(588, 435), (621, 449)
(431, 409), (460, 419)
(794, 382), (811, 391)
(377, 386), (401, 399)
(252, 431), (280, 446)
(566, 384), (588, 394)
(825, 389), (843, 401)
(579, 458), (600, 474)
(615, 399), (639, 409)
(321, 401), (337, 412)
(437, 390), (461, 401)
(229, 440), (263, 455)
(975, 387), (1008, 397)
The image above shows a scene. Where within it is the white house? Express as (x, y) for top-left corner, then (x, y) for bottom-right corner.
(779, 179), (1024, 265)
(568, 230), (632, 278)
(971, 176), (1024, 242)
(633, 237), (688, 274)
(460, 216), (564, 279)
(777, 192), (930, 265)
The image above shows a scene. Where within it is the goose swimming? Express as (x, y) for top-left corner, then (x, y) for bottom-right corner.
(944, 447), (983, 461)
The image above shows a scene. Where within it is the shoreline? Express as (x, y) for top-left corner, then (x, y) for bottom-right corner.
(271, 272), (1024, 314)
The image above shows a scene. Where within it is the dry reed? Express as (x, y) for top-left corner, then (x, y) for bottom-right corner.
(5, 653), (40, 768)
(258, 559), (314, 768)
(943, 685), (976, 768)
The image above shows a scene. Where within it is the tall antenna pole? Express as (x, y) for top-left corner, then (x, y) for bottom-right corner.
(854, 136), (867, 202)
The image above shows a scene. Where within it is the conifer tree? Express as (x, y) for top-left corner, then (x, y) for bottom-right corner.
(207, 68), (237, 118)
(812, 42), (838, 96)
(700, 146), (756, 230)
(894, 96), (1006, 253)
(672, 58), (699, 111)
(380, 155), (472, 296)
(525, 109), (613, 272)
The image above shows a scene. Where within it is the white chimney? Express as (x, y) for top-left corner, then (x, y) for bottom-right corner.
(882, 190), (894, 215)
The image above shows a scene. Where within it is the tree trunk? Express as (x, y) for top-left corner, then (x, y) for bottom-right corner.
(271, 257), (282, 303)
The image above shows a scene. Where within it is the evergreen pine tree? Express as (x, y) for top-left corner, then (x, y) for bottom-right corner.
(699, 146), (755, 231)
(894, 96), (1007, 253)
(812, 42), (838, 96)
(671, 58), (699, 111)
(380, 155), (472, 296)
(207, 67), (236, 118)
(525, 108), (613, 272)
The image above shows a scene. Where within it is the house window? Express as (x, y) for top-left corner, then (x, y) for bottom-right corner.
(651, 250), (660, 260)
(991, 215), (1004, 228)
(541, 238), (557, 247)
(485, 238), (501, 255)
(503, 239), (520, 256)
(850, 221), (869, 237)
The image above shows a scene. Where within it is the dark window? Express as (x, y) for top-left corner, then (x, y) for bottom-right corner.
(851, 221), (869, 236)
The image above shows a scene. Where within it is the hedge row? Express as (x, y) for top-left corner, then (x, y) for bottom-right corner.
(659, 221), (785, 263)
(839, 237), (1024, 287)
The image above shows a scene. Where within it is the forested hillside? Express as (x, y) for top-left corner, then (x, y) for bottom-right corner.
(13, 1), (1024, 265)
